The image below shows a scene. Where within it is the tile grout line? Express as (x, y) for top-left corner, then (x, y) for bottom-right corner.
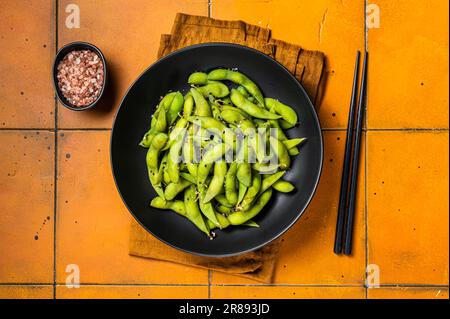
(208, 271), (212, 298)
(53, 0), (59, 300)
(364, 0), (369, 300)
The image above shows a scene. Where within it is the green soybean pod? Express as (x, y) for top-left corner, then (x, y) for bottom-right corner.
(239, 173), (262, 210)
(198, 191), (221, 228)
(150, 197), (187, 216)
(140, 105), (167, 148)
(224, 162), (238, 206)
(216, 204), (233, 215)
(210, 102), (223, 121)
(222, 105), (251, 118)
(167, 128), (186, 183)
(184, 185), (210, 237)
(268, 119), (287, 141)
(283, 138), (306, 150)
(161, 117), (188, 151)
(164, 178), (192, 201)
(230, 89), (280, 120)
(197, 143), (230, 187)
(146, 133), (168, 170)
(146, 133), (168, 198)
(198, 81), (230, 98)
(183, 135), (199, 178)
(237, 182), (247, 205)
(188, 72), (208, 85)
(288, 147), (299, 156)
(187, 115), (227, 131)
(160, 92), (177, 110)
(272, 180), (295, 193)
(207, 213), (231, 230)
(228, 188), (273, 225)
(221, 109), (256, 132)
(203, 161), (227, 203)
(183, 92), (195, 117)
(215, 194), (234, 208)
(237, 162), (252, 187)
(259, 171), (285, 194)
(252, 162), (279, 174)
(180, 172), (197, 184)
(160, 153), (171, 185)
(269, 136), (291, 170)
(207, 69), (265, 107)
(190, 87), (212, 117)
(242, 220), (259, 228)
(265, 98), (298, 128)
(166, 92), (184, 125)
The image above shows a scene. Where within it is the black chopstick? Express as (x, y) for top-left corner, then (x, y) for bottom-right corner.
(333, 51), (361, 254)
(343, 51), (368, 255)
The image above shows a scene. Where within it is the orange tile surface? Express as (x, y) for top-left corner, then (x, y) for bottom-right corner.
(0, 285), (53, 299)
(57, 0), (208, 129)
(213, 131), (366, 285)
(368, 131), (449, 285)
(1, 0), (449, 300)
(211, 0), (365, 129)
(0, 0), (55, 128)
(0, 131), (54, 283)
(56, 285), (208, 299)
(367, 0), (449, 129)
(56, 131), (208, 284)
(368, 287), (449, 299)
(211, 286), (365, 299)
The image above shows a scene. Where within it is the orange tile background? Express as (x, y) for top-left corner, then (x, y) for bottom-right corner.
(0, 0), (448, 299)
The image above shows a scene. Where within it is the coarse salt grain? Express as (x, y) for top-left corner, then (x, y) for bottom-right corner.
(56, 49), (104, 107)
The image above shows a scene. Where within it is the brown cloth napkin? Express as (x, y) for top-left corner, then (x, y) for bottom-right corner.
(129, 13), (326, 283)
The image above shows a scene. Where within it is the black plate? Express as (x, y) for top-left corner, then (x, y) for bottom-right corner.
(111, 43), (323, 257)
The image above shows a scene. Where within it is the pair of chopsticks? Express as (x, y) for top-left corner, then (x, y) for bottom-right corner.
(334, 51), (368, 255)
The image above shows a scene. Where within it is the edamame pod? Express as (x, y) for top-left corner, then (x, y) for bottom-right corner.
(199, 191), (221, 228)
(272, 180), (295, 193)
(237, 163), (252, 187)
(228, 188), (273, 225)
(198, 81), (230, 98)
(208, 69), (265, 107)
(259, 171), (285, 194)
(207, 213), (230, 230)
(184, 185), (210, 236)
(242, 220), (259, 227)
(224, 162), (238, 206)
(166, 92), (184, 125)
(180, 172), (197, 184)
(269, 136), (291, 170)
(265, 98), (298, 128)
(190, 87), (212, 117)
(237, 182), (247, 205)
(164, 178), (192, 201)
(215, 194), (234, 208)
(167, 128), (186, 183)
(230, 89), (280, 120)
(151, 197), (186, 216)
(188, 72), (208, 85)
(203, 161), (227, 203)
(183, 92), (194, 117)
(283, 138), (306, 150)
(239, 173), (262, 210)
(187, 116), (227, 132)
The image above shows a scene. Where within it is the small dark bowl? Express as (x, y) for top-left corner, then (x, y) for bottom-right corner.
(52, 41), (107, 111)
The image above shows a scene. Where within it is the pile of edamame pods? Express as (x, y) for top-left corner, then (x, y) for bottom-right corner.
(140, 69), (306, 238)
